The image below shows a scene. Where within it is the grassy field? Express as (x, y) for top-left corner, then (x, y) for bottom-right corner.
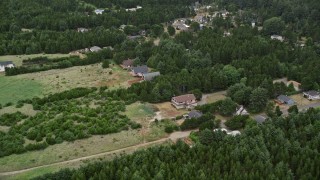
(0, 76), (43, 104)
(204, 91), (226, 104)
(0, 130), (143, 172)
(289, 94), (320, 107)
(0, 63), (137, 103)
(0, 104), (37, 116)
(3, 141), (170, 180)
(125, 102), (155, 123)
(152, 102), (188, 119)
(0, 54), (71, 66)
(15, 63), (137, 96)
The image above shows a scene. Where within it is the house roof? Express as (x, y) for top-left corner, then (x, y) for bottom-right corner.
(143, 72), (160, 81)
(172, 94), (196, 103)
(122, 59), (134, 67)
(304, 90), (320, 96)
(0, 61), (14, 66)
(277, 95), (293, 103)
(188, 110), (203, 119)
(254, 115), (266, 123)
(90, 46), (102, 52)
(132, 65), (148, 74)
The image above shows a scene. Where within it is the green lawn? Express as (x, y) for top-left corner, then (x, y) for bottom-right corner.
(0, 76), (43, 105)
(0, 54), (71, 66)
(125, 102), (155, 122)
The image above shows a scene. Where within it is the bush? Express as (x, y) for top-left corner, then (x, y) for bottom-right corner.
(130, 122), (142, 129)
(102, 60), (110, 68)
(4, 102), (13, 107)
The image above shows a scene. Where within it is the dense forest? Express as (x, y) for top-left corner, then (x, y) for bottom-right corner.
(34, 109), (320, 179)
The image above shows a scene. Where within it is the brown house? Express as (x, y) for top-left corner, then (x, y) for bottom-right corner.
(121, 59), (134, 69)
(171, 94), (197, 109)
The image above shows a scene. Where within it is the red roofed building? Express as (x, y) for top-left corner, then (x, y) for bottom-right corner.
(171, 94), (197, 109)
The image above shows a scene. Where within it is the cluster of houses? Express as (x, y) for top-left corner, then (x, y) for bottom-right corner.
(121, 59), (160, 81)
(0, 61), (15, 72)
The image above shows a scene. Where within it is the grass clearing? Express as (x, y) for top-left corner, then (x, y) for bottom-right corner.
(0, 63), (137, 103)
(2, 141), (171, 180)
(290, 94), (320, 107)
(125, 102), (155, 122)
(204, 91), (226, 104)
(0, 54), (71, 67)
(0, 104), (37, 116)
(0, 130), (143, 172)
(16, 64), (137, 96)
(0, 76), (43, 104)
(152, 102), (188, 119)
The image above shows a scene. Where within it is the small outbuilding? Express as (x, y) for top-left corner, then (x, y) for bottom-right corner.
(142, 72), (160, 81)
(254, 115), (267, 124)
(184, 110), (203, 119)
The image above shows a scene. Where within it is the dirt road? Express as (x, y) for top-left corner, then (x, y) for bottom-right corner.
(0, 130), (194, 177)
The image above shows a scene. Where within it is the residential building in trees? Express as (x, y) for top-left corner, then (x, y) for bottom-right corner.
(303, 91), (320, 101)
(0, 61), (15, 72)
(171, 94), (197, 109)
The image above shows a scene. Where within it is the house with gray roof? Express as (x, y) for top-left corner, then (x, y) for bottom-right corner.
(277, 95), (295, 105)
(303, 90), (320, 100)
(131, 65), (148, 77)
(90, 46), (102, 52)
(184, 110), (203, 119)
(254, 115), (267, 124)
(0, 61), (15, 72)
(142, 72), (160, 81)
(94, 9), (104, 15)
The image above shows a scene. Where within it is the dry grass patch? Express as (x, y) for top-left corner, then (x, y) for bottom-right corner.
(15, 64), (137, 95)
(0, 130), (142, 172)
(289, 94), (320, 107)
(152, 102), (188, 119)
(0, 104), (37, 116)
(204, 91), (226, 104)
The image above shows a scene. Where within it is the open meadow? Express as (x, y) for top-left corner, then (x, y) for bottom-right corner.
(0, 75), (43, 105)
(0, 63), (138, 104)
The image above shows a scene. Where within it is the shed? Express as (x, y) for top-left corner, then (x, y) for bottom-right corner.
(142, 72), (160, 81)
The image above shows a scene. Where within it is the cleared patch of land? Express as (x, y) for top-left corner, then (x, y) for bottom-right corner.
(199, 91), (226, 105)
(0, 54), (71, 67)
(0, 130), (143, 172)
(289, 94), (320, 107)
(0, 76), (43, 104)
(152, 102), (188, 119)
(0, 104), (37, 116)
(16, 63), (137, 96)
(0, 63), (138, 103)
(2, 141), (171, 180)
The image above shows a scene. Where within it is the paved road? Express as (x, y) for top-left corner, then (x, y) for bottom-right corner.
(0, 130), (194, 177)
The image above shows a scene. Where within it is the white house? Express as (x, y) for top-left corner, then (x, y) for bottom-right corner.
(90, 46), (102, 52)
(235, 105), (249, 115)
(94, 9), (104, 15)
(0, 61), (15, 72)
(271, 35), (284, 42)
(126, 6), (142, 12)
(303, 91), (320, 101)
